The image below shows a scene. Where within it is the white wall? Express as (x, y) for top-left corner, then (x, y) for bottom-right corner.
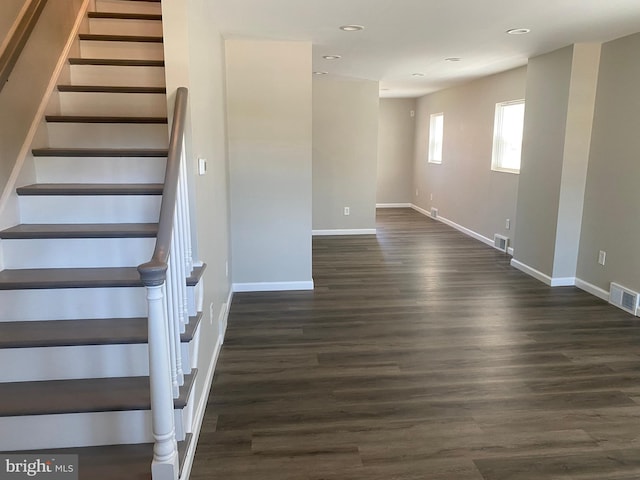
(577, 32), (640, 294)
(377, 98), (415, 205)
(162, 0), (232, 449)
(226, 39), (313, 290)
(412, 67), (526, 247)
(312, 75), (379, 233)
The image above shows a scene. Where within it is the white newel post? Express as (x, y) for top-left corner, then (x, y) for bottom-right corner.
(146, 282), (179, 480)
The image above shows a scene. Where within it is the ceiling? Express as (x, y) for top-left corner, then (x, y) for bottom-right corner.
(210, 0), (640, 98)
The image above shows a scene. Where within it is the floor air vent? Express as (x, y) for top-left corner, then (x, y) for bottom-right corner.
(430, 207), (438, 218)
(493, 234), (509, 253)
(609, 283), (640, 316)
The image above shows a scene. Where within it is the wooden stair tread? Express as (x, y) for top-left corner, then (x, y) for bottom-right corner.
(187, 264), (206, 287)
(0, 223), (158, 239)
(0, 265), (205, 290)
(78, 33), (163, 43)
(16, 183), (164, 195)
(0, 313), (202, 348)
(12, 434), (191, 480)
(88, 12), (162, 21)
(68, 58), (164, 67)
(0, 371), (196, 417)
(45, 115), (167, 124)
(57, 85), (166, 94)
(32, 148), (167, 157)
(0, 267), (143, 290)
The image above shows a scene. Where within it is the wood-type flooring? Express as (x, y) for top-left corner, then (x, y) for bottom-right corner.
(191, 208), (640, 480)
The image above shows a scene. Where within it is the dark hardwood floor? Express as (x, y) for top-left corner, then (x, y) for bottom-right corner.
(191, 208), (640, 480)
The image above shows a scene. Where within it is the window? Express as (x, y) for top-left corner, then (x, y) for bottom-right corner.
(491, 100), (525, 173)
(428, 112), (444, 164)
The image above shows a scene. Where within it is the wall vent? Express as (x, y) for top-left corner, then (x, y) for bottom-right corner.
(609, 282), (640, 316)
(493, 234), (509, 253)
(430, 207), (438, 218)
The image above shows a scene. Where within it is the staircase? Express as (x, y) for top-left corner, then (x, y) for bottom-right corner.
(0, 1), (202, 478)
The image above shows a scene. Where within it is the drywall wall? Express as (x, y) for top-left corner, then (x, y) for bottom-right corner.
(0, 0), (84, 214)
(412, 67), (526, 246)
(377, 98), (415, 205)
(226, 39), (313, 288)
(577, 32), (640, 293)
(551, 44), (601, 279)
(512, 46), (574, 276)
(0, 0), (27, 48)
(161, 0), (232, 454)
(313, 75), (379, 232)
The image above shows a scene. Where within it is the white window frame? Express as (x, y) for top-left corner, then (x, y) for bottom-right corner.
(491, 100), (525, 174)
(428, 112), (444, 164)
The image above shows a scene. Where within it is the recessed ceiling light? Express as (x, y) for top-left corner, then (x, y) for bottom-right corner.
(506, 28), (531, 35)
(445, 57), (462, 62)
(340, 25), (364, 32)
(323, 55), (342, 60)
(313, 71), (328, 75)
(412, 73), (425, 77)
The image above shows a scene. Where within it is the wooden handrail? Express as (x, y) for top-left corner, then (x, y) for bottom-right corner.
(138, 87), (189, 287)
(0, 0), (48, 93)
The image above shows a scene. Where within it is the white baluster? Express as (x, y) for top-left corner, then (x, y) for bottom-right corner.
(165, 257), (180, 397)
(146, 283), (179, 480)
(170, 227), (185, 386)
(180, 141), (194, 274)
(175, 170), (188, 332)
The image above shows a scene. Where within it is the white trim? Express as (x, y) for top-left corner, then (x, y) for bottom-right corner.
(232, 281), (314, 292)
(575, 278), (609, 302)
(179, 290), (232, 480)
(312, 229), (376, 236)
(0, 1), (32, 60)
(510, 259), (553, 286)
(376, 203), (411, 209)
(550, 277), (576, 287)
(507, 247), (514, 256)
(411, 204), (430, 217)
(411, 204), (494, 248)
(0, 0), (91, 219)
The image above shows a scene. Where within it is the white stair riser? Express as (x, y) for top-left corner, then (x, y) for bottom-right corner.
(0, 287), (147, 321)
(46, 123), (168, 149)
(0, 408), (187, 451)
(80, 40), (164, 60)
(70, 64), (165, 87)
(0, 343), (194, 382)
(35, 156), (166, 184)
(19, 195), (161, 224)
(95, 0), (162, 15)
(2, 238), (155, 269)
(58, 92), (167, 116)
(89, 18), (163, 37)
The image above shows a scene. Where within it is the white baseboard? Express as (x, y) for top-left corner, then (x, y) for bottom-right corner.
(550, 276), (576, 287)
(507, 247), (514, 256)
(179, 289), (232, 480)
(312, 229), (376, 236)
(510, 259), (553, 286)
(575, 278), (609, 301)
(411, 204), (494, 248)
(376, 203), (411, 208)
(232, 280), (314, 292)
(411, 204), (430, 217)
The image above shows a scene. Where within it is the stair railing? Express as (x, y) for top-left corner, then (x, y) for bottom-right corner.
(138, 87), (192, 480)
(0, 0), (48, 93)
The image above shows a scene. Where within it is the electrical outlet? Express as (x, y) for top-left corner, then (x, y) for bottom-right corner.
(209, 303), (215, 325)
(410, 110), (415, 117)
(505, 219), (510, 230)
(198, 157), (207, 175)
(598, 250), (606, 266)
(344, 206), (350, 216)
(430, 193), (433, 201)
(416, 189), (419, 196)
